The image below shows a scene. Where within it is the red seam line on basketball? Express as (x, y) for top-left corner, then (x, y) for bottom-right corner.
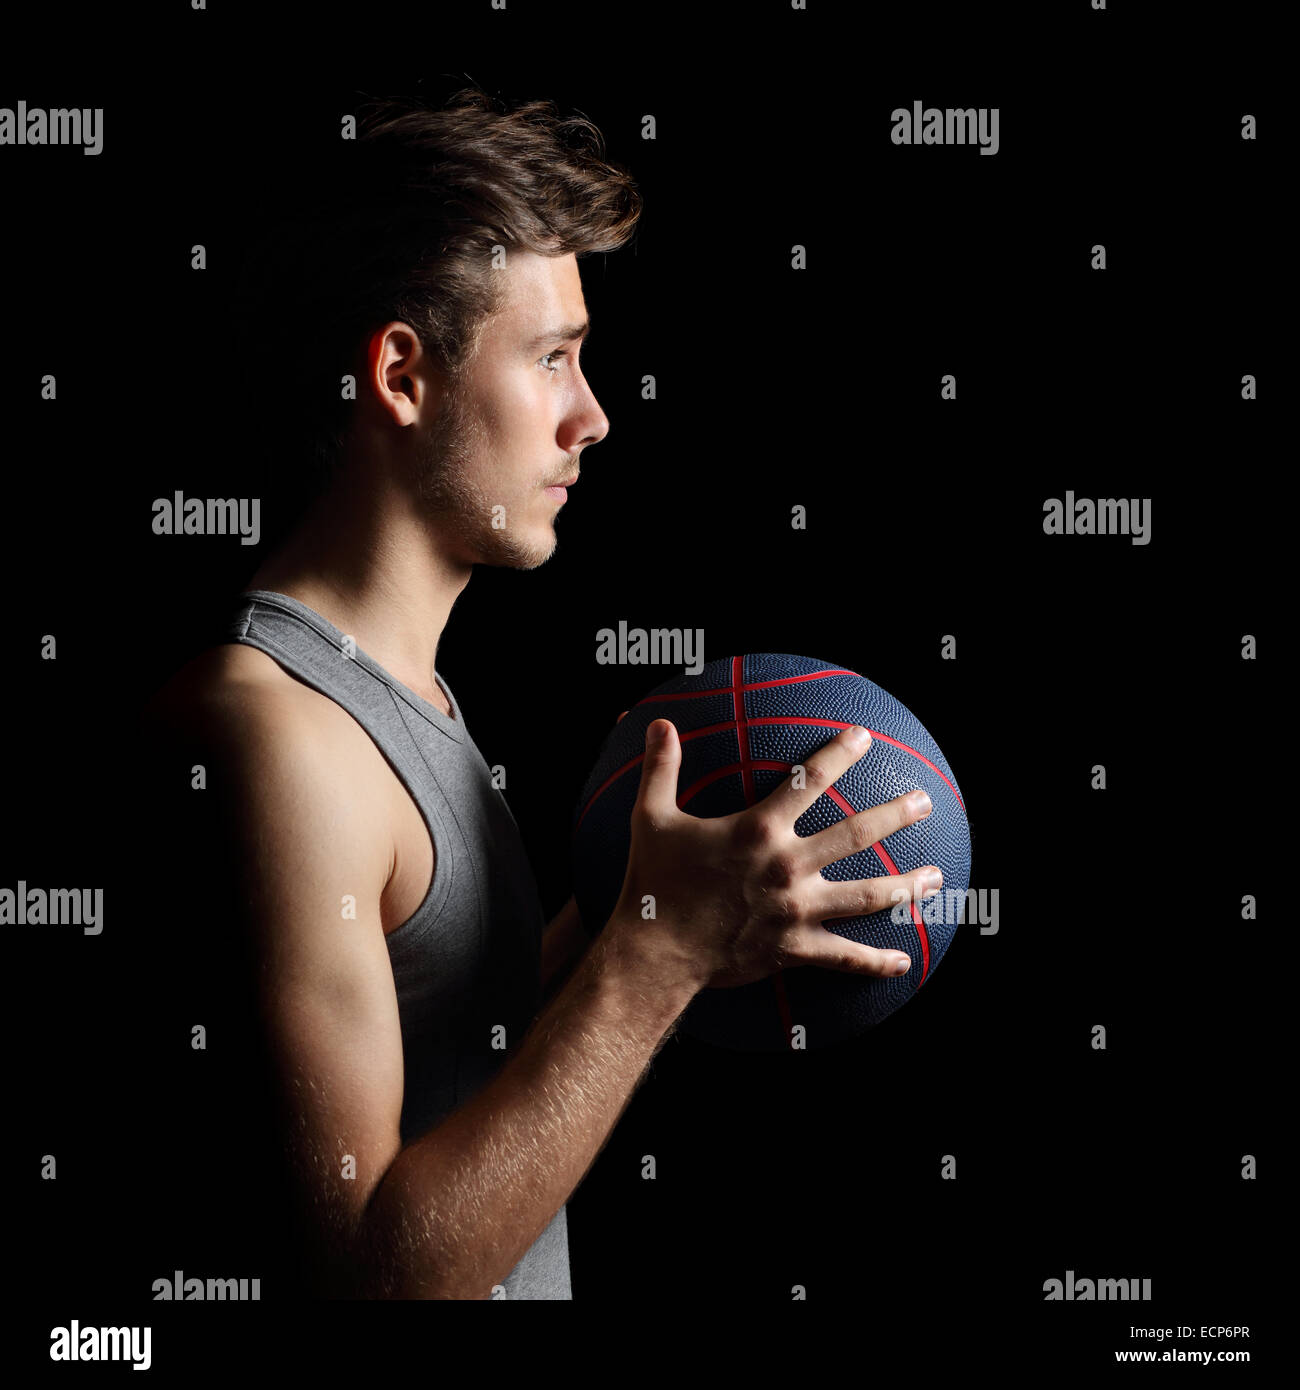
(574, 721), (743, 831)
(826, 785), (932, 984)
(675, 759), (791, 809)
(576, 717), (964, 828)
(746, 718), (965, 813)
(732, 655), (755, 807)
(630, 669), (858, 701)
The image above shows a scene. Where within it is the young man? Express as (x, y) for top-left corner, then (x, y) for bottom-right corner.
(144, 89), (938, 1300)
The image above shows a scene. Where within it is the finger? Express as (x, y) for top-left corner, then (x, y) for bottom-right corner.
(783, 923), (914, 977)
(753, 724), (872, 830)
(802, 788), (933, 872)
(815, 865), (943, 922)
(632, 719), (681, 824)
(616, 709), (628, 724)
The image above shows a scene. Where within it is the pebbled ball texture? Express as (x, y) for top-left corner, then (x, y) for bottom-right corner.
(571, 654), (971, 1052)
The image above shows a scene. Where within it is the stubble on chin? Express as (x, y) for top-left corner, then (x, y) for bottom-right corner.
(415, 386), (557, 570)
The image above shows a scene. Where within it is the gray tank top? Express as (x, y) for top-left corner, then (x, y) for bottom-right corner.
(227, 589), (571, 1300)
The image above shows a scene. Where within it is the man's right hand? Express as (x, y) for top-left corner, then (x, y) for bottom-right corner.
(610, 718), (941, 994)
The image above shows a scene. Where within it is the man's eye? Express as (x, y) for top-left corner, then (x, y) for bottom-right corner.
(539, 350), (568, 374)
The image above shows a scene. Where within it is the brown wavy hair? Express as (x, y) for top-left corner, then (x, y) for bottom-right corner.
(235, 86), (642, 501)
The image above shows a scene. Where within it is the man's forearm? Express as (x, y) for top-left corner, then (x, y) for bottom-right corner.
(354, 917), (696, 1298)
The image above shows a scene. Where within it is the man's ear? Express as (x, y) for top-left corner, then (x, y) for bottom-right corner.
(367, 320), (428, 428)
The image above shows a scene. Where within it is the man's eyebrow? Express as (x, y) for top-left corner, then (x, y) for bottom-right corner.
(524, 320), (592, 352)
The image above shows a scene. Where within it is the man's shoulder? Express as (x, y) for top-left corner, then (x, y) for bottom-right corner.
(143, 642), (388, 803)
(143, 643), (398, 887)
(148, 643), (346, 745)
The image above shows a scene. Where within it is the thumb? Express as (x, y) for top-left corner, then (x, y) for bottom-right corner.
(634, 719), (681, 821)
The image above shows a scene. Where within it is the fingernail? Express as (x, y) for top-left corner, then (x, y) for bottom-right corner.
(646, 721), (663, 746)
(922, 868), (943, 893)
(846, 724), (871, 749)
(907, 790), (932, 815)
(894, 956), (911, 974)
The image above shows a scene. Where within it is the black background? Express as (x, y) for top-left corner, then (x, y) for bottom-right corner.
(2, 1), (1277, 1373)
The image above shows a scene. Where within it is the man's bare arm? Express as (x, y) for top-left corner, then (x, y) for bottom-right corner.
(208, 692), (692, 1300)
(364, 918), (688, 1298)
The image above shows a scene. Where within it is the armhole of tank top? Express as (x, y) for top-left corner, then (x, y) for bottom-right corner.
(373, 690), (453, 954)
(227, 628), (453, 955)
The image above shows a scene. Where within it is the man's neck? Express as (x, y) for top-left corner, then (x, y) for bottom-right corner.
(246, 467), (472, 703)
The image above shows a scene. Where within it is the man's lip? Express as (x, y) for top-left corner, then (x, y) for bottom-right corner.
(550, 477), (578, 487)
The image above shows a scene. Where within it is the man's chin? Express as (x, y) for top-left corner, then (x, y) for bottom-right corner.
(478, 528), (558, 571)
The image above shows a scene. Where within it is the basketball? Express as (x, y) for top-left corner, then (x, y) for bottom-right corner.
(571, 654), (970, 1051)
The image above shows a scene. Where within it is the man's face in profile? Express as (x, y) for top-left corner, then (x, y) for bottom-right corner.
(416, 250), (609, 569)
